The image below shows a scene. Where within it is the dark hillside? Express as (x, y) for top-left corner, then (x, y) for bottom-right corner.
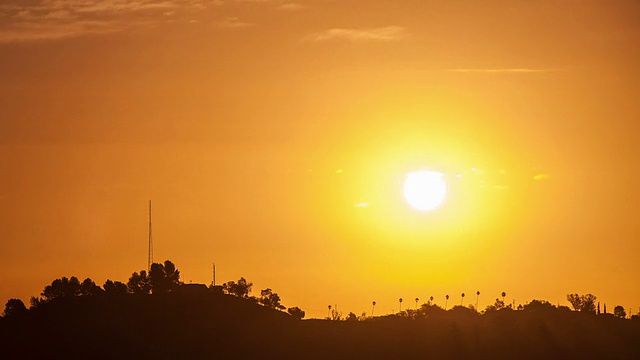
(2, 294), (640, 359)
(1, 292), (292, 359)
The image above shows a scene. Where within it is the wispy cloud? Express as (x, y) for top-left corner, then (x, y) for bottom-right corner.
(311, 26), (406, 42)
(533, 173), (551, 181)
(279, 3), (305, 11)
(216, 17), (253, 28)
(0, 0), (210, 42)
(446, 68), (552, 73)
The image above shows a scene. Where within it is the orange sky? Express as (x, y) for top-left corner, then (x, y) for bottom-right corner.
(1, 0), (640, 318)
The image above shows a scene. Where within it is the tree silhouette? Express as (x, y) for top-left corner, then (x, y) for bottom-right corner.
(419, 302), (446, 317)
(149, 260), (181, 293)
(415, 297), (419, 310)
(80, 278), (102, 296)
(476, 291), (480, 309)
(127, 270), (151, 295)
(502, 291), (506, 304)
(3, 298), (27, 317)
(103, 280), (128, 296)
(484, 298), (506, 313)
(372, 301), (376, 317)
(429, 296), (434, 304)
(399, 298), (403, 312)
(567, 293), (597, 313)
(287, 307), (305, 320)
(42, 276), (81, 301)
(461, 293), (465, 306)
(327, 305), (332, 319)
(29, 296), (44, 310)
(223, 277), (253, 298)
(613, 305), (626, 319)
(445, 294), (449, 310)
(259, 288), (285, 310)
(522, 300), (556, 314)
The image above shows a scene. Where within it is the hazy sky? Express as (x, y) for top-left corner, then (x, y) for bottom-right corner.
(1, 0), (640, 318)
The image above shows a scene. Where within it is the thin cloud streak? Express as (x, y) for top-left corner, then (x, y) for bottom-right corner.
(217, 17), (253, 28)
(279, 3), (305, 11)
(0, 0), (209, 42)
(447, 68), (552, 73)
(311, 26), (406, 42)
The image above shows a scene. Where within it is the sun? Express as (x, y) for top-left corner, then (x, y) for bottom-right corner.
(403, 170), (447, 211)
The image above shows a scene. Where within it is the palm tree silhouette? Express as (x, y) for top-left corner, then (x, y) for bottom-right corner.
(372, 301), (376, 317)
(445, 294), (449, 310)
(399, 298), (403, 312)
(476, 291), (480, 309)
(328, 305), (332, 319)
(415, 297), (419, 310)
(461, 293), (466, 306)
(430, 296), (434, 304)
(501, 292), (506, 304)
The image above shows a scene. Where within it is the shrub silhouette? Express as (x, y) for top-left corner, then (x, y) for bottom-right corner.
(287, 306), (305, 320)
(614, 305), (626, 318)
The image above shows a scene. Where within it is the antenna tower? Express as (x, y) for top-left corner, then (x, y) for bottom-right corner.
(212, 263), (216, 286)
(148, 200), (153, 272)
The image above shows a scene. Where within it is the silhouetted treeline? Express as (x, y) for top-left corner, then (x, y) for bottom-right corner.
(5, 260), (297, 317)
(2, 261), (640, 359)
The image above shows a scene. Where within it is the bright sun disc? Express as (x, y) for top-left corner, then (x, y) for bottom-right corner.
(403, 171), (447, 211)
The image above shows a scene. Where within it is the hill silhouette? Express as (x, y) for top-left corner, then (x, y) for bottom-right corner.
(3, 292), (640, 359)
(2, 261), (640, 359)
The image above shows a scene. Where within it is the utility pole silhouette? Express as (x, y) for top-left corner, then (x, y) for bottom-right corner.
(148, 200), (153, 272)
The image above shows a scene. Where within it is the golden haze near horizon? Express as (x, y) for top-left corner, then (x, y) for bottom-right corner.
(1, 0), (640, 318)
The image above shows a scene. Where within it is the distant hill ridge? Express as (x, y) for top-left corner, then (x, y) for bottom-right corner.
(2, 291), (640, 360)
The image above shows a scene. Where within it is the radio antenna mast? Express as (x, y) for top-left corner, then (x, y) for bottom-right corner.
(212, 262), (216, 286)
(148, 200), (153, 272)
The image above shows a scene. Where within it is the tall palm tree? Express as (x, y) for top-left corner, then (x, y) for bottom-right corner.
(476, 291), (480, 309)
(415, 297), (419, 310)
(372, 301), (376, 317)
(399, 298), (403, 312)
(328, 305), (332, 319)
(501, 292), (506, 304)
(461, 293), (466, 306)
(445, 294), (449, 310)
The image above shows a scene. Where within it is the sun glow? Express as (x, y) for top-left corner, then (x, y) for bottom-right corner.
(403, 171), (447, 211)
